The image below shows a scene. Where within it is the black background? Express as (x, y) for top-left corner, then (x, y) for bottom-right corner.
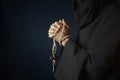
(1, 0), (77, 80)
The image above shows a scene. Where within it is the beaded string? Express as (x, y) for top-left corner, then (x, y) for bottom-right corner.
(50, 23), (70, 72)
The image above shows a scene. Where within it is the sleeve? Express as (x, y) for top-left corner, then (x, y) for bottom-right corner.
(55, 37), (120, 80)
(55, 4), (120, 80)
(55, 39), (89, 80)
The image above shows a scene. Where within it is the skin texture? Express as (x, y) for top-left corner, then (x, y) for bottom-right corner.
(48, 19), (70, 46)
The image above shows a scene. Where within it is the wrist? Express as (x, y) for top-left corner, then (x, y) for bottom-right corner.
(62, 38), (70, 47)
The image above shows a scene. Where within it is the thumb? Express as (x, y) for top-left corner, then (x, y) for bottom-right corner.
(62, 19), (70, 29)
(61, 19), (67, 25)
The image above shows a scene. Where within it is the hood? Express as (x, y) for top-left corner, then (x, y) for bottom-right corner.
(72, 0), (113, 29)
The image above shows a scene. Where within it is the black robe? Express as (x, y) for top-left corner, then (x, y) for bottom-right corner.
(55, 0), (120, 80)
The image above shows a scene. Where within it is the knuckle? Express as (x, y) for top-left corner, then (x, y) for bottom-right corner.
(49, 35), (52, 38)
(51, 25), (56, 29)
(54, 22), (58, 24)
(49, 30), (51, 33)
(51, 25), (53, 28)
(52, 23), (54, 26)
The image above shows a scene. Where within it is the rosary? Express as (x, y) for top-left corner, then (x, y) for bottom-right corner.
(49, 22), (70, 72)
(49, 25), (65, 72)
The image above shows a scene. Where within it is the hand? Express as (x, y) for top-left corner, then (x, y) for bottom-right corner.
(48, 19), (71, 46)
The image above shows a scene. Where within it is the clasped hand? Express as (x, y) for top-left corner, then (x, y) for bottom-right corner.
(48, 19), (71, 46)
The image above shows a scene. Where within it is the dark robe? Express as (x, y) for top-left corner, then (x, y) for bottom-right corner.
(55, 0), (120, 80)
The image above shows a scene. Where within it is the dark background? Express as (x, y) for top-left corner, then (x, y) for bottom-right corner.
(1, 0), (77, 80)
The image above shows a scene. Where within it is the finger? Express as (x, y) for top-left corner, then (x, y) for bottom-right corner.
(48, 28), (57, 35)
(48, 32), (56, 35)
(61, 19), (67, 25)
(61, 19), (70, 29)
(58, 19), (65, 26)
(48, 34), (54, 38)
(48, 33), (56, 38)
(50, 24), (59, 31)
(59, 20), (62, 23)
(49, 28), (58, 34)
(54, 22), (61, 28)
(48, 31), (57, 36)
